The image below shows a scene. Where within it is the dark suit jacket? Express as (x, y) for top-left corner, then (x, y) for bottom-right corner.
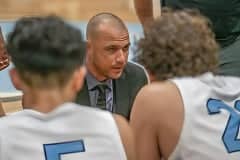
(218, 37), (240, 77)
(75, 62), (149, 119)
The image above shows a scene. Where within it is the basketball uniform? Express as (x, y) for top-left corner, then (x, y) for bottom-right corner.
(169, 72), (240, 159)
(0, 103), (127, 160)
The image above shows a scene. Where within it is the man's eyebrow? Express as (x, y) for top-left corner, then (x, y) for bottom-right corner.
(104, 42), (131, 49)
(105, 45), (117, 48)
(104, 45), (118, 50)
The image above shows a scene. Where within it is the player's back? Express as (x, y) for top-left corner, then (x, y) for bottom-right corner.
(170, 72), (240, 159)
(0, 103), (127, 160)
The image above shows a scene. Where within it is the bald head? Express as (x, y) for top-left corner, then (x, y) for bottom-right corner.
(86, 13), (128, 40)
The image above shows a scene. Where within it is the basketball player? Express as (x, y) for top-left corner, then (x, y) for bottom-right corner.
(0, 16), (134, 160)
(131, 9), (240, 159)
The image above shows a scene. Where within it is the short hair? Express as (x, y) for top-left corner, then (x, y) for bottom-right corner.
(7, 16), (85, 88)
(86, 12), (128, 39)
(136, 8), (219, 81)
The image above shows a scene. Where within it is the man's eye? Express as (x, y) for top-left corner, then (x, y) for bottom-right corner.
(123, 46), (129, 52)
(107, 47), (116, 52)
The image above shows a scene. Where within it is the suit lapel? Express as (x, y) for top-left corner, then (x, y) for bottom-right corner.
(76, 71), (131, 117)
(113, 71), (130, 117)
(75, 80), (91, 106)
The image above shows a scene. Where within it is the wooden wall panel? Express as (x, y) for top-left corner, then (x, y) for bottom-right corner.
(0, 0), (138, 21)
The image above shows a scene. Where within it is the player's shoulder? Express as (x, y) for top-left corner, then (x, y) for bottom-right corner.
(131, 80), (181, 122)
(136, 80), (178, 104)
(0, 110), (26, 131)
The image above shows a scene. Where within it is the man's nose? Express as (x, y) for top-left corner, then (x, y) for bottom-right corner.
(116, 49), (126, 63)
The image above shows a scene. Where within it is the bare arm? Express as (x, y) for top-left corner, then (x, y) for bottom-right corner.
(134, 0), (154, 29)
(130, 84), (161, 160)
(130, 81), (184, 160)
(114, 114), (136, 160)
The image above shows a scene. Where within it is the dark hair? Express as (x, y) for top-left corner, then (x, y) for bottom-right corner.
(7, 16), (85, 87)
(137, 8), (219, 81)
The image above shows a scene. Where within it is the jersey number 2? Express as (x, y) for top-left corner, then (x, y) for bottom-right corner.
(43, 140), (85, 160)
(207, 98), (240, 153)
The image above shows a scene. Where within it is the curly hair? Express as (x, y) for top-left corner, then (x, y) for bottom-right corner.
(136, 8), (219, 81)
(7, 16), (85, 88)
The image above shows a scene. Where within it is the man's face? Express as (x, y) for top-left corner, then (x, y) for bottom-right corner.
(87, 25), (130, 81)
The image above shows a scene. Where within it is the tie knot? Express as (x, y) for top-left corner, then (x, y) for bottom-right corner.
(95, 84), (108, 110)
(95, 84), (108, 93)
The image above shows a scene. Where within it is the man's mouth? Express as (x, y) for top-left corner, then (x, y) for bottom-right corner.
(112, 66), (123, 72)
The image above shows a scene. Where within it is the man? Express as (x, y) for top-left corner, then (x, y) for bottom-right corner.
(134, 0), (240, 76)
(0, 16), (135, 160)
(75, 12), (149, 120)
(130, 9), (240, 159)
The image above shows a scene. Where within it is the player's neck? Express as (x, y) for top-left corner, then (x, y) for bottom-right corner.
(22, 88), (74, 113)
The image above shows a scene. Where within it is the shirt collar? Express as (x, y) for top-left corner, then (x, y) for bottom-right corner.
(86, 71), (112, 91)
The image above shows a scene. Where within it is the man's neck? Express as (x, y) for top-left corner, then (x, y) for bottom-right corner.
(86, 62), (107, 82)
(23, 88), (73, 113)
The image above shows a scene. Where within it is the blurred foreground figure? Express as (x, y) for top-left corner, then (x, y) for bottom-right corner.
(0, 16), (134, 160)
(131, 9), (240, 159)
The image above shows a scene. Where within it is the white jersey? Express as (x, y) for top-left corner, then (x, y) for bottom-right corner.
(0, 103), (127, 160)
(169, 72), (240, 160)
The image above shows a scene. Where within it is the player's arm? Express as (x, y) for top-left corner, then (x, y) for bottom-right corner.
(130, 81), (184, 160)
(134, 0), (154, 30)
(130, 84), (161, 160)
(113, 114), (136, 160)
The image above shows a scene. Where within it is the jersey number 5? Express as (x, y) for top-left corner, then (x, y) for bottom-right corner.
(207, 98), (240, 153)
(43, 140), (85, 160)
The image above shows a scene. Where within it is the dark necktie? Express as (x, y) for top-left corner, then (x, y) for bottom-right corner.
(95, 84), (108, 110)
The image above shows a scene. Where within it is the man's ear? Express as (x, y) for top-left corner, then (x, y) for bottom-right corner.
(9, 68), (23, 90)
(73, 66), (86, 92)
